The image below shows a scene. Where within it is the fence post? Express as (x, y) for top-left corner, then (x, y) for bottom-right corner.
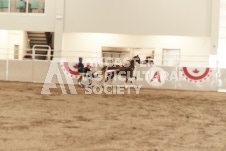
(32, 48), (35, 60)
(217, 55), (220, 91)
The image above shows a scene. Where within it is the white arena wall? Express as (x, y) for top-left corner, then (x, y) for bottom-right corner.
(0, 60), (7, 80)
(0, 60), (51, 83)
(0, 59), (225, 92)
(62, 33), (211, 67)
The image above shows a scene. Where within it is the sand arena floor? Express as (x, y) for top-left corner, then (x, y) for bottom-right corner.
(0, 81), (226, 151)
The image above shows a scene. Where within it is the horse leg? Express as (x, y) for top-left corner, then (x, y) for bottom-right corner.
(130, 71), (133, 83)
(126, 70), (133, 83)
(130, 70), (137, 83)
(105, 75), (109, 82)
(124, 71), (128, 88)
(111, 73), (115, 81)
(133, 68), (137, 80)
(124, 77), (128, 89)
(78, 75), (82, 85)
(105, 72), (113, 82)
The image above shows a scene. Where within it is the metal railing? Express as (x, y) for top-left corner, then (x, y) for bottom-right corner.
(0, 47), (216, 67)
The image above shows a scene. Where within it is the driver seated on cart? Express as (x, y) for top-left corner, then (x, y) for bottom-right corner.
(78, 57), (93, 86)
(78, 57), (91, 73)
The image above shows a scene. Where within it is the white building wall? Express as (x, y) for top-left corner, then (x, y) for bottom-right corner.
(64, 0), (211, 36)
(0, 0), (219, 65)
(0, 30), (30, 60)
(217, 0), (226, 67)
(0, 0), (56, 31)
(21, 31), (30, 50)
(0, 30), (8, 49)
(62, 33), (210, 67)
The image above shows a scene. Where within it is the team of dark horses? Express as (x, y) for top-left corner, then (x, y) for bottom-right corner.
(101, 55), (141, 84)
(78, 55), (141, 87)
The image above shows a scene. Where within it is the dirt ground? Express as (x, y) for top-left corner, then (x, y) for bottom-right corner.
(0, 81), (226, 151)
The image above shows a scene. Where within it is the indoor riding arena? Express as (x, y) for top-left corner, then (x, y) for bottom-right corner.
(1, 0), (226, 151)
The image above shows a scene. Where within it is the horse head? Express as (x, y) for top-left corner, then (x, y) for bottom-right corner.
(132, 55), (141, 64)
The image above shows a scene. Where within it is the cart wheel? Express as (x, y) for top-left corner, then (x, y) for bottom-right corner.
(80, 75), (92, 88)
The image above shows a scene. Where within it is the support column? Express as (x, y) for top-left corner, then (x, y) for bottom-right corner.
(210, 0), (220, 55)
(54, 0), (64, 58)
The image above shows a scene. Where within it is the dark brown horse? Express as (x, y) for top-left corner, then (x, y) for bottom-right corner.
(101, 55), (141, 83)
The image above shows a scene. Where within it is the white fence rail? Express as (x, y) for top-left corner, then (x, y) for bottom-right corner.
(0, 47), (214, 68)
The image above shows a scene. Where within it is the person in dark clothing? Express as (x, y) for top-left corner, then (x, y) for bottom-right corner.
(144, 56), (154, 65)
(23, 51), (32, 60)
(78, 57), (91, 73)
(77, 57), (92, 86)
(78, 57), (84, 72)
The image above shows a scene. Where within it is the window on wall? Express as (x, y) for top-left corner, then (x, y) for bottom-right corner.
(0, 0), (45, 13)
(0, 0), (9, 12)
(102, 51), (130, 63)
(162, 49), (180, 66)
(102, 47), (130, 64)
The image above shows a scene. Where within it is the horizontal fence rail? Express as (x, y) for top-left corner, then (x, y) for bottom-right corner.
(0, 48), (213, 67)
